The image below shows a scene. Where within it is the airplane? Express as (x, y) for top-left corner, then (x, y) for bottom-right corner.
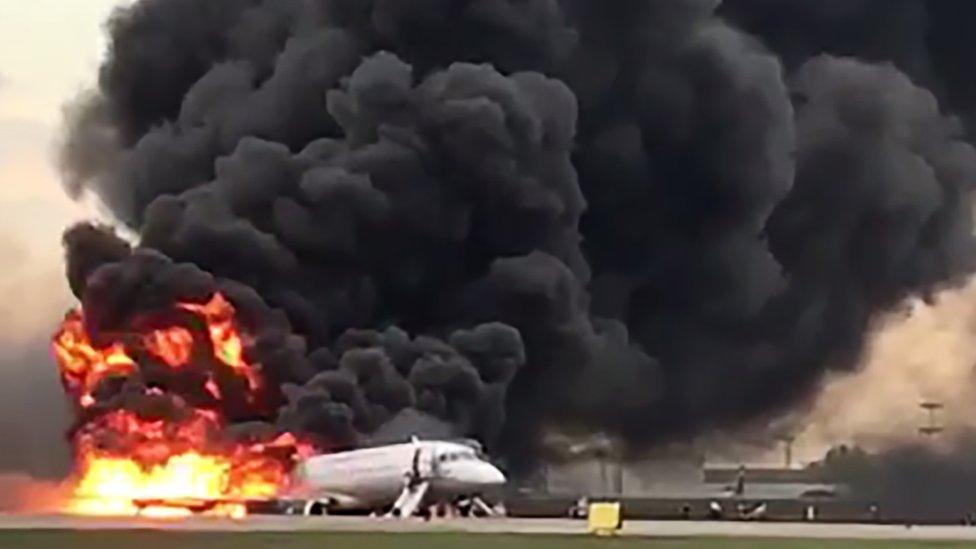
(286, 438), (507, 518)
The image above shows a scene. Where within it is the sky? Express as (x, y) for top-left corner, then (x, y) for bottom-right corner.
(0, 1), (132, 333)
(0, 0), (131, 477)
(0, 1), (126, 256)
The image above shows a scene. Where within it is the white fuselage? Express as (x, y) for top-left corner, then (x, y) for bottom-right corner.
(290, 440), (506, 511)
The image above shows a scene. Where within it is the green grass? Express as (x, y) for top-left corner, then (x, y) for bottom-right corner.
(0, 532), (972, 549)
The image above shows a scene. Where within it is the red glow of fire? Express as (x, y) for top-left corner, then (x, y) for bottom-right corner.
(50, 292), (313, 518)
(52, 294), (262, 408)
(53, 311), (136, 408)
(66, 409), (309, 518)
(205, 378), (222, 400)
(143, 327), (194, 368)
(179, 294), (262, 393)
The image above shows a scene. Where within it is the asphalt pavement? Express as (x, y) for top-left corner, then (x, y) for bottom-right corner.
(1, 514), (976, 541)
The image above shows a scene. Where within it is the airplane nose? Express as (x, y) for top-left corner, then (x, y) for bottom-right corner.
(483, 464), (506, 486)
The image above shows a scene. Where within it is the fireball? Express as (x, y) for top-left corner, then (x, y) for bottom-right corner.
(50, 292), (312, 518)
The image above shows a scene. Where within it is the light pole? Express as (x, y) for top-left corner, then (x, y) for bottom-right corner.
(910, 401), (944, 523)
(918, 401), (944, 438)
(777, 435), (795, 469)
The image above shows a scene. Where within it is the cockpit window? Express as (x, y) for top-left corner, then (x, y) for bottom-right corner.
(438, 450), (478, 462)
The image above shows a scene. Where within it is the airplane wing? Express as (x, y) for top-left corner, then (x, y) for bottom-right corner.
(305, 492), (365, 509)
(133, 492), (368, 515)
(284, 485), (369, 511)
(131, 497), (260, 514)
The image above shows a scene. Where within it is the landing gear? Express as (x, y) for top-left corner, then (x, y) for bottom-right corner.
(447, 495), (502, 518)
(303, 499), (333, 516)
(468, 495), (501, 517)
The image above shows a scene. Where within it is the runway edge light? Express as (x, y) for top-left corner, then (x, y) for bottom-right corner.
(587, 501), (622, 536)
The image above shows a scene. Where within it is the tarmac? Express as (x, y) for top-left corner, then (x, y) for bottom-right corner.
(2, 514), (976, 541)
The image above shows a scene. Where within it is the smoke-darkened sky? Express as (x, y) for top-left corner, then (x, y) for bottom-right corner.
(6, 0), (976, 476)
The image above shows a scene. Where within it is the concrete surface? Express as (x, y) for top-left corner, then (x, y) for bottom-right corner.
(1, 515), (976, 541)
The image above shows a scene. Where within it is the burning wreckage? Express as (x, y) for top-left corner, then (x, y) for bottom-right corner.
(49, 232), (518, 518)
(33, 0), (976, 521)
(53, 290), (316, 517)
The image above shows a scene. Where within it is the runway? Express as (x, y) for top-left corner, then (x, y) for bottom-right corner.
(2, 514), (976, 542)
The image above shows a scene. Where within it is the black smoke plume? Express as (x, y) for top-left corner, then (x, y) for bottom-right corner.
(60, 0), (976, 471)
(720, 0), (976, 132)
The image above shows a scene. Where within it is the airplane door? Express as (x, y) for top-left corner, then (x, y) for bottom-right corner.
(427, 447), (440, 479)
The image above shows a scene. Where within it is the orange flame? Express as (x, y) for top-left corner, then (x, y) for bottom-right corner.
(53, 311), (136, 408)
(65, 410), (297, 518)
(179, 293), (262, 393)
(50, 292), (312, 518)
(143, 327), (194, 368)
(52, 293), (263, 409)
